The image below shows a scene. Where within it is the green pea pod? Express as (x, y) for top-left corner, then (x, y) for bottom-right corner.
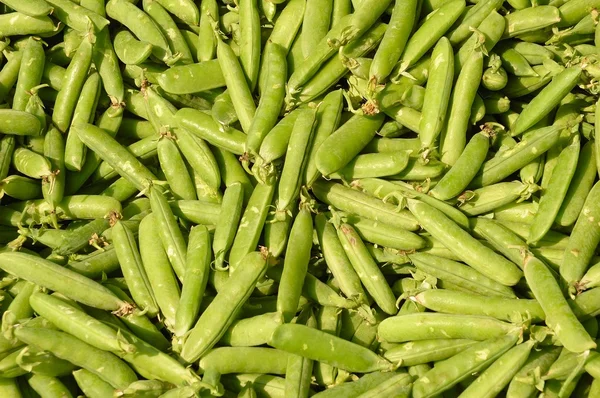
(180, 250), (268, 363)
(0, 175), (41, 200)
(557, 0), (600, 28)
(157, 61), (225, 94)
(383, 339), (477, 367)
(439, 48), (484, 166)
(506, 346), (561, 398)
(239, 0), (261, 91)
(446, 0), (503, 45)
(407, 199), (523, 286)
(457, 181), (536, 217)
(512, 66), (582, 136)
(212, 182), (244, 271)
(497, 45), (539, 77)
(418, 37), (453, 152)
(220, 312), (284, 347)
(330, 151), (410, 180)
(525, 255), (596, 352)
(73, 369), (115, 398)
(12, 37), (44, 112)
(198, 347), (289, 375)
(174, 224), (210, 337)
(157, 135), (197, 200)
(143, 0), (194, 65)
(503, 6), (561, 38)
(257, 108), (302, 164)
(197, 0), (218, 62)
(114, 30), (153, 65)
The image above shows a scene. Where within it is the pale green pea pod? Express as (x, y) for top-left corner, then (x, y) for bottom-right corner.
(302, 0), (333, 58)
(0, 136), (15, 181)
(525, 254), (596, 353)
(117, 380), (171, 397)
(456, 181), (538, 217)
(313, 306), (341, 386)
(197, 0), (218, 62)
(0, 110), (43, 136)
(239, 0), (261, 91)
(527, 134), (580, 245)
(14, 327), (137, 389)
(471, 125), (561, 187)
(0, 0), (52, 16)
(431, 130), (489, 200)
(407, 199), (523, 286)
(11, 147), (51, 179)
(336, 222), (397, 314)
(174, 129), (220, 196)
(220, 312), (284, 347)
(157, 134), (197, 200)
(395, 0), (465, 74)
(28, 374), (75, 398)
(412, 333), (519, 398)
(329, 151), (410, 180)
(269, 323), (393, 373)
(44, 0), (109, 31)
(176, 108), (246, 155)
(143, 0), (194, 65)
(439, 49), (484, 166)
(389, 157), (445, 181)
(212, 182), (243, 271)
(384, 105), (420, 134)
(470, 217), (529, 267)
(414, 289), (544, 323)
(156, 62), (225, 94)
(447, 0), (504, 45)
(418, 37), (453, 153)
(73, 369), (116, 398)
(114, 30), (153, 65)
(180, 250), (268, 363)
(355, 372), (412, 398)
(106, 0), (172, 63)
(506, 346), (561, 398)
(212, 90), (238, 128)
(503, 6), (561, 38)
(12, 37), (44, 112)
(0, 176), (41, 200)
(460, 340), (535, 398)
(0, 13), (57, 39)
(557, 0), (600, 28)
(311, 372), (398, 398)
(383, 339), (478, 367)
(199, 347), (289, 375)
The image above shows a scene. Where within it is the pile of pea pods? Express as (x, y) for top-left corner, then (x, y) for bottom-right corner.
(4, 0), (600, 396)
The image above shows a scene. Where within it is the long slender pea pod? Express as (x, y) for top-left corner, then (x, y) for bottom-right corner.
(43, 0), (108, 31)
(412, 333), (519, 398)
(311, 372), (399, 398)
(41, 127), (65, 227)
(557, 0), (600, 28)
(312, 180), (419, 230)
(65, 71), (101, 172)
(106, 0), (172, 63)
(28, 292), (133, 354)
(368, 0), (416, 85)
(470, 217), (530, 267)
(157, 134), (197, 200)
(285, 311), (316, 398)
(0, 176), (40, 200)
(431, 131), (489, 200)
(175, 108), (246, 155)
(407, 199), (523, 286)
(0, 109), (42, 136)
(267, 0), (305, 54)
(197, 0), (218, 62)
(74, 123), (157, 191)
(220, 312), (284, 347)
(0, 0), (51, 16)
(198, 347), (289, 375)
(503, 6), (561, 38)
(269, 323), (392, 373)
(239, 0), (261, 91)
(528, 134), (580, 245)
(301, 0), (332, 58)
(51, 33), (93, 133)
(414, 289), (544, 323)
(439, 50), (484, 166)
(395, 0), (465, 74)
(383, 339), (478, 367)
(378, 313), (516, 343)
(457, 181), (538, 217)
(143, 0), (194, 65)
(14, 327), (136, 389)
(212, 182), (243, 271)
(335, 222), (396, 314)
(446, 0), (503, 46)
(28, 375), (73, 398)
(355, 178), (469, 228)
(524, 254), (596, 352)
(355, 372), (412, 398)
(112, 221), (159, 317)
(0, 51), (23, 103)
(275, 109), (317, 213)
(157, 61), (225, 94)
(512, 66), (582, 136)
(0, 252), (129, 312)
(506, 346), (562, 398)
(560, 181), (600, 290)
(460, 340), (535, 398)
(217, 37), (256, 133)
(173, 224), (209, 337)
(315, 214), (367, 305)
(341, 211), (425, 250)
(0, 13), (58, 38)
(496, 45), (538, 77)
(277, 206), (313, 322)
(313, 306), (341, 386)
(73, 369), (117, 398)
(471, 125), (561, 187)
(417, 37), (453, 153)
(0, 135), (15, 181)
(180, 250), (268, 363)
(245, 42), (287, 155)
(316, 113), (384, 177)
(12, 37), (44, 112)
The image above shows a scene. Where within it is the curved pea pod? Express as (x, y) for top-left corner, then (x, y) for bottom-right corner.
(378, 313), (517, 343)
(245, 42), (287, 155)
(316, 113), (384, 177)
(528, 134), (580, 245)
(180, 250), (268, 363)
(269, 323), (392, 373)
(414, 289), (544, 323)
(0, 176), (41, 200)
(460, 340), (535, 398)
(418, 37), (453, 152)
(396, 0), (465, 73)
(335, 223), (396, 314)
(106, 0), (172, 63)
(330, 151), (410, 180)
(114, 30), (153, 65)
(506, 346), (561, 398)
(175, 108), (246, 155)
(196, 0), (218, 62)
(407, 199), (523, 286)
(312, 180), (419, 231)
(471, 125), (560, 187)
(0, 252), (130, 313)
(412, 332), (519, 398)
(496, 45), (538, 77)
(355, 178), (469, 229)
(512, 66), (582, 136)
(12, 147), (51, 179)
(383, 339), (478, 367)
(557, 0), (600, 28)
(439, 49), (484, 166)
(369, 0), (417, 85)
(355, 372), (412, 398)
(431, 131), (489, 200)
(457, 181), (537, 217)
(560, 181), (600, 290)
(14, 327), (136, 389)
(220, 312), (284, 347)
(524, 254), (596, 352)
